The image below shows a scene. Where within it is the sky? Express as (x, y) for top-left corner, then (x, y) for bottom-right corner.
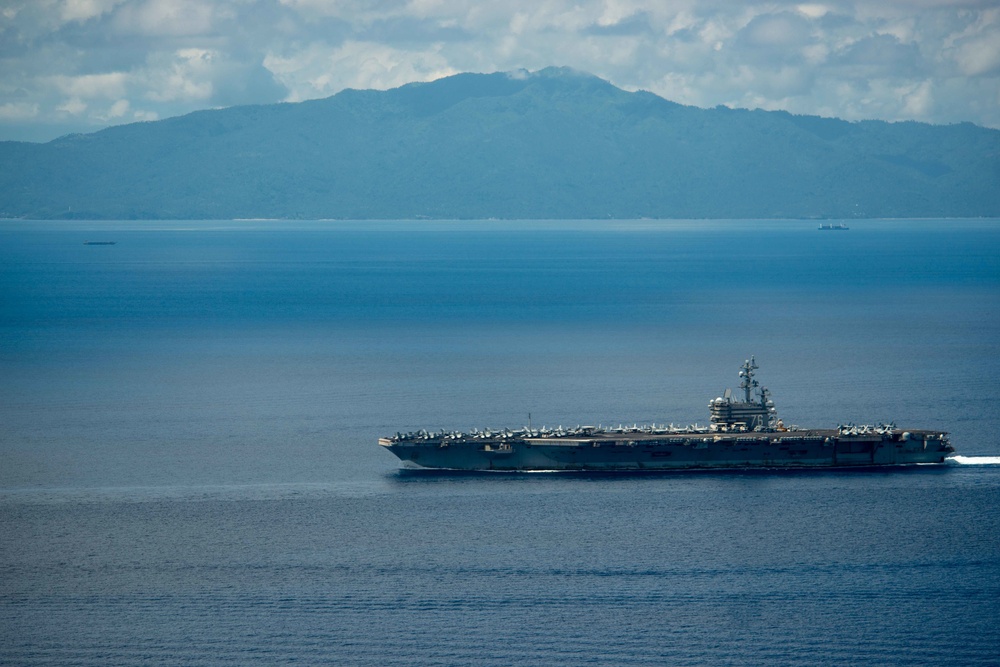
(1, 0), (999, 142)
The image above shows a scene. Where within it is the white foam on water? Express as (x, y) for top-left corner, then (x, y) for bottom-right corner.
(949, 455), (1000, 465)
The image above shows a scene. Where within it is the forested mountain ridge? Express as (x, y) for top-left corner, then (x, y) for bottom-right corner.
(1, 67), (997, 220)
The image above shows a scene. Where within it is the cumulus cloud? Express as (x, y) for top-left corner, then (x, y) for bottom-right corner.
(143, 48), (218, 102)
(56, 97), (88, 115)
(0, 101), (40, 121)
(111, 0), (217, 37)
(1, 0), (998, 141)
(60, 0), (129, 23)
(50, 72), (129, 99)
(951, 33), (1000, 76)
(102, 97), (131, 119)
(265, 40), (457, 99)
(736, 11), (816, 57)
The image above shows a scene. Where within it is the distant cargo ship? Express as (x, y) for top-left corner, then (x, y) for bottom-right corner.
(379, 358), (954, 471)
(818, 223), (849, 230)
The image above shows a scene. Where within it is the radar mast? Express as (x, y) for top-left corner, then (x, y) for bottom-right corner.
(739, 356), (759, 403)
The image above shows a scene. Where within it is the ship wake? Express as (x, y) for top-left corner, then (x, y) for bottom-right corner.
(949, 455), (1000, 465)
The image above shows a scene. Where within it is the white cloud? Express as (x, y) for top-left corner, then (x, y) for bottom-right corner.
(266, 40), (457, 100)
(900, 79), (934, 117)
(60, 0), (128, 22)
(106, 98), (131, 117)
(50, 72), (129, 99)
(1, 0), (999, 142)
(56, 97), (88, 115)
(796, 4), (831, 20)
(951, 32), (1000, 76)
(143, 49), (217, 102)
(0, 101), (40, 121)
(739, 12), (814, 50)
(111, 0), (217, 36)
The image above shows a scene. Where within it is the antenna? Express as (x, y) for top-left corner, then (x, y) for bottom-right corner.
(739, 356), (759, 403)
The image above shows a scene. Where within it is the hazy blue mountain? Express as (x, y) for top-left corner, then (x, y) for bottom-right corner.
(1, 67), (998, 219)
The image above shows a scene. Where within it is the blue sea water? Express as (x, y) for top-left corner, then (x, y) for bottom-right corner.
(1, 219), (999, 665)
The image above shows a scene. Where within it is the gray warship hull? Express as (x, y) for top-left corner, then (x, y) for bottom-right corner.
(380, 428), (953, 471)
(379, 358), (955, 471)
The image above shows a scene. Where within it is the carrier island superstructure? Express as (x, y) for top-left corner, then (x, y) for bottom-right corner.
(379, 358), (955, 471)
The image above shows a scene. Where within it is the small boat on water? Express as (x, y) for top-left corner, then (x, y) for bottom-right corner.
(818, 223), (849, 230)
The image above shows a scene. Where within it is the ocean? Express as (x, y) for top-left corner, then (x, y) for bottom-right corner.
(1, 219), (998, 665)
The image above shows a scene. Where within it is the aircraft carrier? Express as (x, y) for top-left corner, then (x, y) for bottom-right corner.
(379, 358), (955, 471)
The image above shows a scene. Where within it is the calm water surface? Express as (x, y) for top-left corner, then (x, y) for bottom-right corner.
(1, 219), (998, 665)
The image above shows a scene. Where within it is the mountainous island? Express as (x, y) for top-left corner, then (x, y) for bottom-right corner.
(1, 67), (998, 220)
